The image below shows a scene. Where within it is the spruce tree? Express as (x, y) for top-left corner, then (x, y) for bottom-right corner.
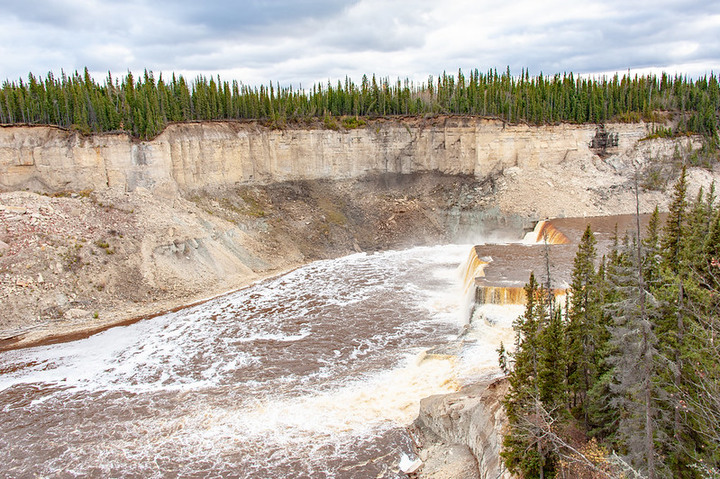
(502, 272), (556, 478)
(661, 165), (689, 273)
(654, 168), (703, 477)
(566, 225), (602, 427)
(538, 307), (566, 408)
(606, 237), (663, 478)
(642, 206), (662, 287)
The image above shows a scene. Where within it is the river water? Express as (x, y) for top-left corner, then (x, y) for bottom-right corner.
(0, 244), (518, 478)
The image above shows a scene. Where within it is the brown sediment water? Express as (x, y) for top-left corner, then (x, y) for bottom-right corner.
(523, 219), (570, 245)
(459, 247), (490, 295)
(0, 214), (663, 478)
(0, 245), (485, 479)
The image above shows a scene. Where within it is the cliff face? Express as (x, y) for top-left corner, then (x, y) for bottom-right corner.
(1, 118), (713, 348)
(411, 378), (511, 479)
(0, 118), (650, 195)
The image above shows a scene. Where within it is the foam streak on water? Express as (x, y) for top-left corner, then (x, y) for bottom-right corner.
(0, 244), (513, 478)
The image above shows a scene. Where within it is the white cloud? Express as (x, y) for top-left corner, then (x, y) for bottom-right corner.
(0, 0), (718, 86)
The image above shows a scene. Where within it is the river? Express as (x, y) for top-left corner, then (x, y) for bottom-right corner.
(0, 244), (517, 478)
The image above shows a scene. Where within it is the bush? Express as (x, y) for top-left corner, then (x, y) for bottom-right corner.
(341, 116), (366, 129)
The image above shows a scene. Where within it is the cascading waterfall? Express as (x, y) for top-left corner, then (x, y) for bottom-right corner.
(475, 285), (527, 305)
(458, 247), (491, 321)
(459, 219), (572, 308)
(0, 244), (517, 478)
(522, 219), (570, 245)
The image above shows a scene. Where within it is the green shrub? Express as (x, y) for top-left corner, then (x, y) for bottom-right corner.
(341, 116), (366, 129)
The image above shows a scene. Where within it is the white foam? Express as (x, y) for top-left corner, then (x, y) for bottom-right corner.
(232, 330), (312, 343)
(456, 303), (521, 380)
(189, 350), (459, 444)
(1, 243), (514, 477)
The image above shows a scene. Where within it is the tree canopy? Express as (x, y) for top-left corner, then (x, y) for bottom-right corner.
(502, 176), (720, 478)
(0, 68), (718, 143)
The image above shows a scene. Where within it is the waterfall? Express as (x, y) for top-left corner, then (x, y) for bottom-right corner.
(522, 219), (570, 245)
(475, 285), (527, 305)
(475, 284), (567, 305)
(458, 247), (491, 321)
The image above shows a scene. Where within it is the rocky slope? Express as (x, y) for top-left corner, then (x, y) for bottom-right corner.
(410, 378), (511, 479)
(0, 172), (503, 348)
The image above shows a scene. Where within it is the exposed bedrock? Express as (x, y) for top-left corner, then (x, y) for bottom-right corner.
(0, 118), (670, 195)
(410, 378), (512, 479)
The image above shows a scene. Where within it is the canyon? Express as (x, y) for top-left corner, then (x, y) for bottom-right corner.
(1, 117), (718, 477)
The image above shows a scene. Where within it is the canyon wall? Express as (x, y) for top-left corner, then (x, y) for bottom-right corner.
(2, 117), (712, 348)
(0, 118), (652, 195)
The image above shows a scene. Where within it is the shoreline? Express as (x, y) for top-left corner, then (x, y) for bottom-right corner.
(0, 265), (301, 353)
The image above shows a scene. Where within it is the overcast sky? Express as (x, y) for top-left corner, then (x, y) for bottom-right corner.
(2, 0), (719, 87)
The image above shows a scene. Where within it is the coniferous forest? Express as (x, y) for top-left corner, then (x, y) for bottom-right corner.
(0, 68), (718, 146)
(500, 168), (720, 478)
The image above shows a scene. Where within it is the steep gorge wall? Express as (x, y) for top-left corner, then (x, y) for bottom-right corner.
(0, 118), (652, 194)
(2, 117), (707, 350)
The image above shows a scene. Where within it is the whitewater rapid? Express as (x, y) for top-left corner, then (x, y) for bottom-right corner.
(0, 244), (517, 478)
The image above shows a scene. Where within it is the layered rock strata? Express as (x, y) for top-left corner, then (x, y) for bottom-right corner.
(1, 119), (652, 195)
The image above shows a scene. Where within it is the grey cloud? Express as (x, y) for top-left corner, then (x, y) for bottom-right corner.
(7, 0), (137, 33)
(317, 13), (429, 54)
(479, 1), (719, 76)
(1, 0), (719, 86)
(6, 0), (85, 29)
(110, 1), (360, 72)
(150, 0), (358, 34)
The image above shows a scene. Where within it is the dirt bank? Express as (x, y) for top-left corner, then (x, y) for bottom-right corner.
(1, 172), (509, 350)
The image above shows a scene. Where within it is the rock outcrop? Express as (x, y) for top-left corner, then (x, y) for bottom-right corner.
(1, 118), (652, 195)
(411, 378), (511, 479)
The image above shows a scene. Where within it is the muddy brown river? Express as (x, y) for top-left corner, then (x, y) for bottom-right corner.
(1, 214), (651, 478)
(0, 244), (519, 478)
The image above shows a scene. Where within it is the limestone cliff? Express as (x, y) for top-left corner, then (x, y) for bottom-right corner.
(1, 118), (651, 195)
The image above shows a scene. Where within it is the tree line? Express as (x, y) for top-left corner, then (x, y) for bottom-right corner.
(0, 68), (718, 143)
(500, 167), (720, 478)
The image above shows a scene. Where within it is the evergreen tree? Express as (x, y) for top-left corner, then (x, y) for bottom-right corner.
(0, 68), (717, 143)
(538, 307), (566, 408)
(653, 169), (704, 477)
(605, 237), (664, 478)
(661, 165), (689, 273)
(502, 272), (557, 478)
(643, 206), (662, 287)
(566, 225), (603, 427)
